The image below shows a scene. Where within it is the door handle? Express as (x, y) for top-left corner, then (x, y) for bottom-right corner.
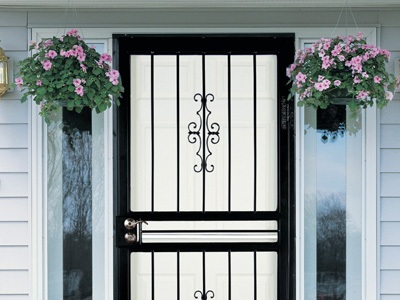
(124, 218), (148, 230)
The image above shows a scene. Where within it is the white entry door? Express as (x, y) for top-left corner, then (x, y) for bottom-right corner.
(115, 35), (295, 300)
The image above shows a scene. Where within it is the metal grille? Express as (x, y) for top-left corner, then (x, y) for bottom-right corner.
(114, 34), (295, 300)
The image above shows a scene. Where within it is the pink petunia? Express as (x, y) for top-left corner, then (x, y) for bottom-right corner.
(100, 53), (112, 63)
(374, 76), (382, 84)
(322, 79), (331, 89)
(77, 53), (86, 62)
(295, 72), (307, 83)
(66, 29), (78, 37)
(314, 82), (326, 92)
(356, 90), (370, 100)
(42, 60), (52, 71)
(36, 80), (42, 86)
(353, 76), (361, 84)
(334, 80), (341, 87)
(15, 77), (23, 85)
(80, 64), (87, 73)
(75, 85), (84, 96)
(15, 77), (23, 90)
(386, 91), (394, 101)
(73, 79), (82, 87)
(45, 50), (57, 59)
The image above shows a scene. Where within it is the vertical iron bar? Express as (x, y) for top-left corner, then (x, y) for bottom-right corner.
(228, 251), (232, 300)
(177, 251), (180, 300)
(253, 54), (257, 212)
(202, 251), (206, 295)
(176, 54), (180, 212)
(254, 251), (257, 300)
(151, 53), (155, 212)
(151, 251), (155, 300)
(228, 54), (232, 212)
(202, 54), (206, 212)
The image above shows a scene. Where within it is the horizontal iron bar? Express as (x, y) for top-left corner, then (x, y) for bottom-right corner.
(142, 230), (278, 233)
(118, 211), (280, 221)
(121, 242), (280, 252)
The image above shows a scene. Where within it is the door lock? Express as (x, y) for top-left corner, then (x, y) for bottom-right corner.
(124, 232), (137, 243)
(124, 218), (148, 230)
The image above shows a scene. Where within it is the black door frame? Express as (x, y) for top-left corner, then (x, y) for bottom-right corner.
(112, 33), (295, 300)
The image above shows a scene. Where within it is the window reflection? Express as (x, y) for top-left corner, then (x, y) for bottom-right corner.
(304, 104), (362, 300)
(48, 108), (93, 300)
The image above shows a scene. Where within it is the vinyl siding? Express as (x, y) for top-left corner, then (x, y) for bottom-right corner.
(380, 92), (400, 297)
(0, 12), (29, 300)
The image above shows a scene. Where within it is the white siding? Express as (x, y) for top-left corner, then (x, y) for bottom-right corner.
(380, 93), (400, 297)
(0, 12), (30, 299)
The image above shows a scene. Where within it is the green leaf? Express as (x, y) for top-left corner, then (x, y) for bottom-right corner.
(37, 87), (47, 95)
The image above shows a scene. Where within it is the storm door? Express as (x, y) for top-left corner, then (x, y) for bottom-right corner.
(114, 35), (295, 300)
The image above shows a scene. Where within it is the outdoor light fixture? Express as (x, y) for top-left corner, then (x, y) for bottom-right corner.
(0, 47), (9, 97)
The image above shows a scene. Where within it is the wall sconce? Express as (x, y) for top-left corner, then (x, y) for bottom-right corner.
(0, 47), (9, 97)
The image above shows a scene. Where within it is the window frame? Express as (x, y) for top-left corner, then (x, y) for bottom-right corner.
(296, 29), (378, 300)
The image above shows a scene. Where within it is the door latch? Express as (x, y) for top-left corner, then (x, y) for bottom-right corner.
(123, 218), (148, 244)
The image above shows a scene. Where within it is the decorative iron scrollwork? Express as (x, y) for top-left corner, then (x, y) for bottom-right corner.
(188, 93), (220, 173)
(194, 290), (215, 300)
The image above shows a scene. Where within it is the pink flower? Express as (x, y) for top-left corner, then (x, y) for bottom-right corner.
(80, 64), (87, 72)
(374, 76), (382, 84)
(295, 72), (307, 83)
(66, 29), (78, 37)
(380, 49), (391, 60)
(331, 44), (342, 56)
(73, 79), (82, 87)
(314, 82), (326, 92)
(15, 77), (23, 90)
(318, 75), (325, 82)
(73, 45), (84, 55)
(362, 72), (369, 78)
(356, 32), (364, 41)
(386, 91), (394, 101)
(15, 77), (23, 85)
(356, 90), (369, 100)
(322, 79), (331, 89)
(353, 76), (361, 84)
(68, 49), (77, 57)
(100, 53), (112, 63)
(45, 50), (57, 59)
(42, 39), (53, 48)
(286, 64), (297, 77)
(77, 53), (86, 62)
(334, 80), (341, 87)
(42, 60), (52, 71)
(106, 69), (120, 84)
(75, 85), (84, 96)
(338, 55), (345, 61)
(36, 80), (42, 86)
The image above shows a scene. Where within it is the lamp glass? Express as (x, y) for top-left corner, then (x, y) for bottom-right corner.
(0, 47), (9, 96)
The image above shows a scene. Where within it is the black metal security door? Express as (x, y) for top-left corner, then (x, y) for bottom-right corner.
(114, 34), (295, 300)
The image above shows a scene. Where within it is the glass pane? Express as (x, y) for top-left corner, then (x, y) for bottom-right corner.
(304, 105), (362, 299)
(130, 55), (277, 213)
(47, 107), (105, 300)
(131, 252), (277, 300)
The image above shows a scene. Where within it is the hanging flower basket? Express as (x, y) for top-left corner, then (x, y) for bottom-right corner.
(287, 32), (400, 110)
(13, 29), (124, 123)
